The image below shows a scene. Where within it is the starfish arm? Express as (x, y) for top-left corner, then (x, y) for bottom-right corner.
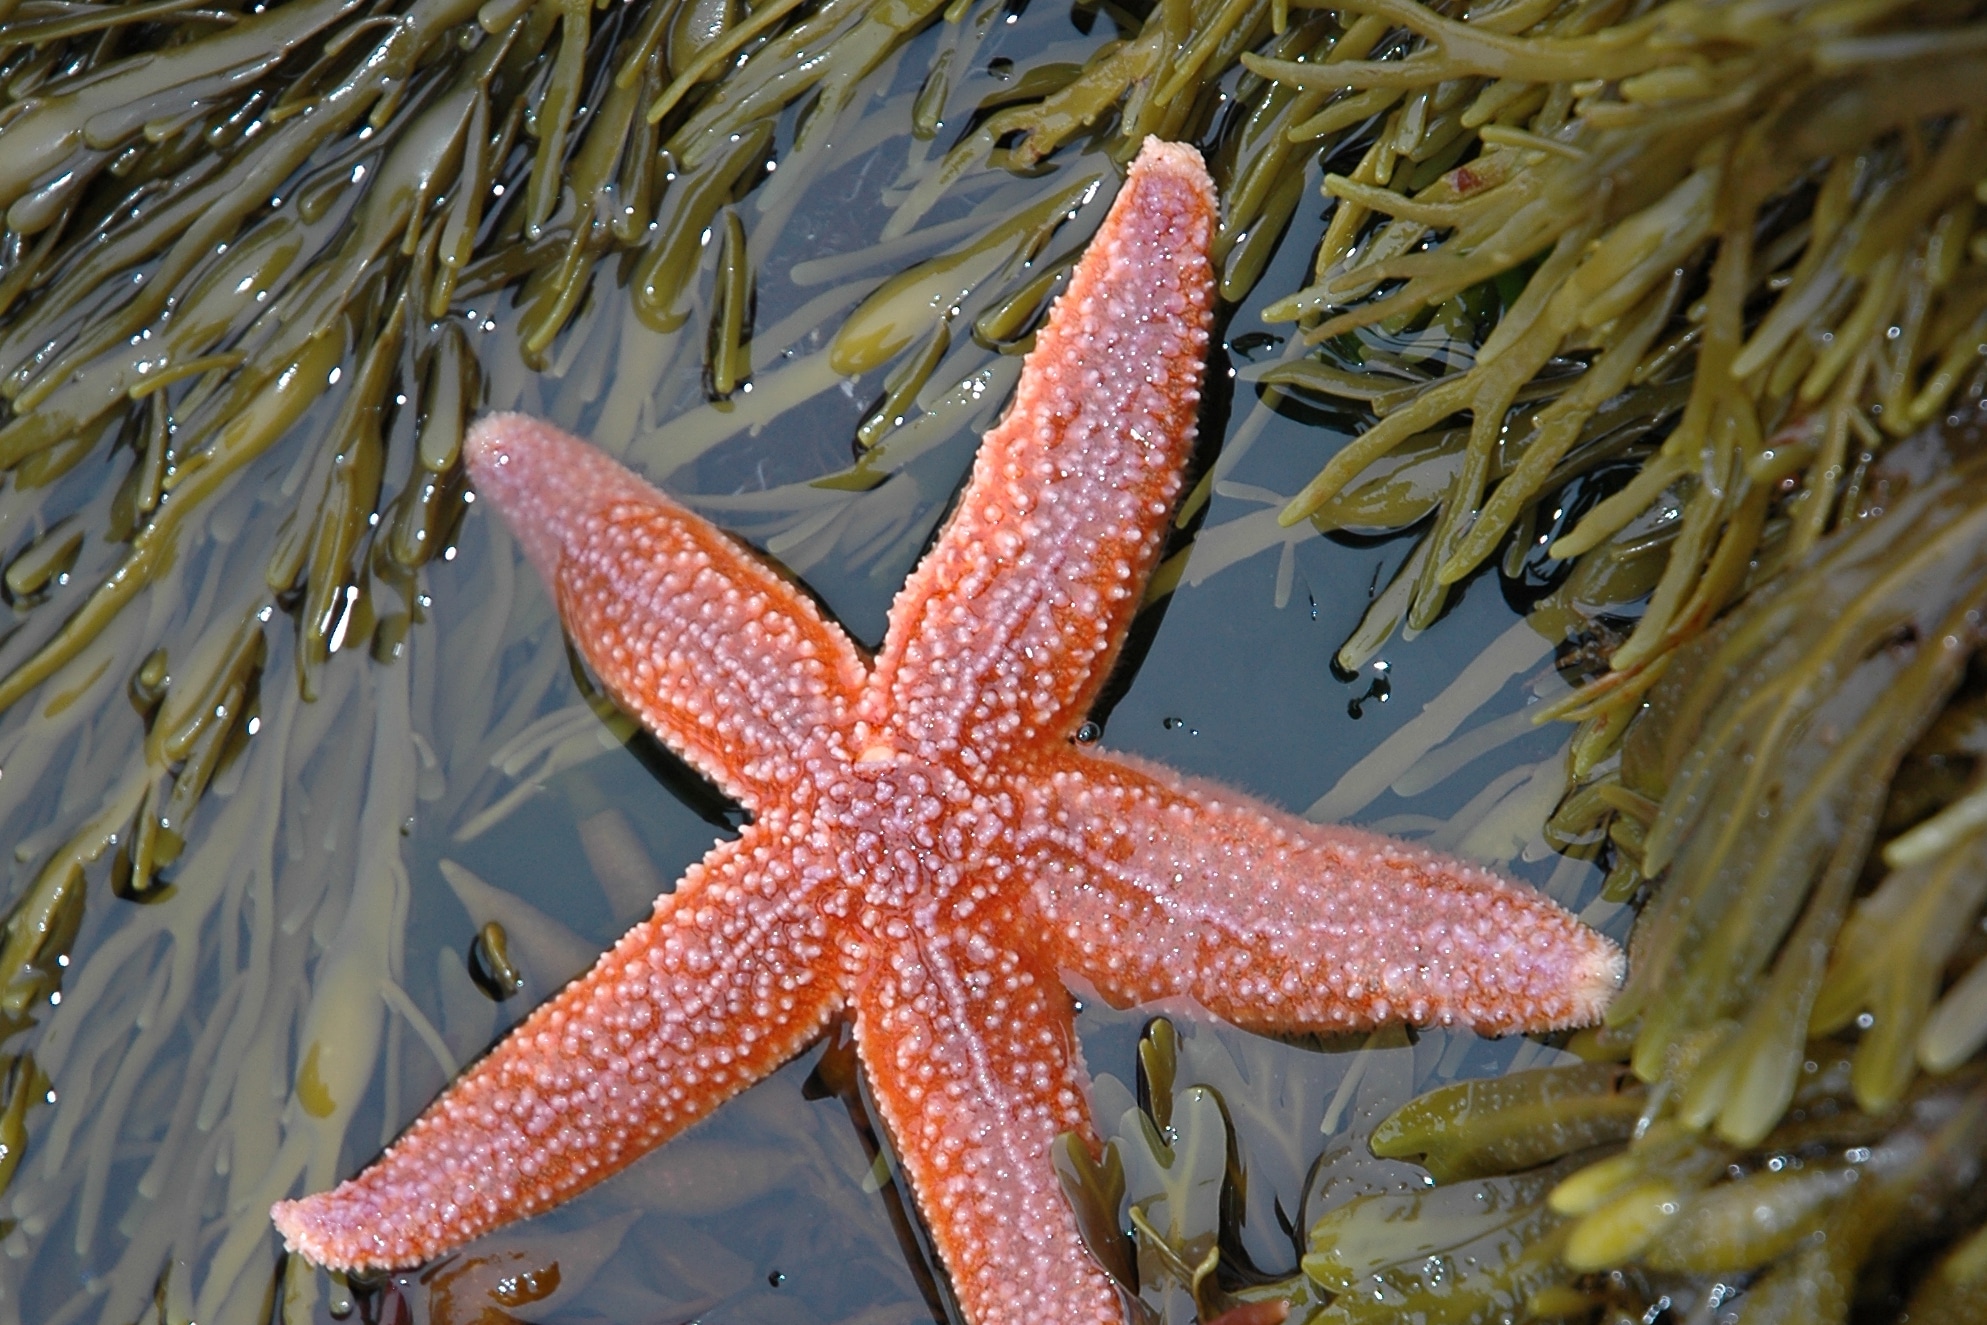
(465, 413), (868, 810)
(852, 921), (1123, 1325)
(271, 820), (845, 1270)
(1017, 751), (1625, 1037)
(865, 139), (1216, 765)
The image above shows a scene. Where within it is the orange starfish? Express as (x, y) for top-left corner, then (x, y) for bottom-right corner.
(272, 139), (1622, 1323)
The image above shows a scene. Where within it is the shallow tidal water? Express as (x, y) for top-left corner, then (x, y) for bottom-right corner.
(0, 5), (1628, 1322)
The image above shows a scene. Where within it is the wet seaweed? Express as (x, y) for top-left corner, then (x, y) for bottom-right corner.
(4, 0), (1987, 1320)
(1103, 1033), (1987, 1323)
(1236, 0), (1987, 775)
(1341, 1051), (1987, 1325)
(1303, 428), (1987, 1324)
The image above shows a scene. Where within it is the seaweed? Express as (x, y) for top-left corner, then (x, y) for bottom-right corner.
(1237, 0), (1987, 774)
(5, 0), (1987, 1320)
(1077, 1008), (1987, 1323)
(1344, 1050), (1987, 1325)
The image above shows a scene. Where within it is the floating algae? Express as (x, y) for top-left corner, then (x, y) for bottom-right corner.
(1285, 428), (1987, 1324)
(1349, 1050), (1987, 1325)
(1095, 1023), (1987, 1324)
(1230, 4), (1987, 1308)
(2, 0), (1987, 1320)
(1231, 1), (1987, 741)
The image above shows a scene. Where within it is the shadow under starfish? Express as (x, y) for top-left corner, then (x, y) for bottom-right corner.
(272, 138), (1622, 1325)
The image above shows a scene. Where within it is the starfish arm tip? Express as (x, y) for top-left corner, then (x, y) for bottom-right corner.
(269, 1192), (363, 1270)
(1505, 924), (1627, 1033)
(1133, 135), (1214, 188)
(462, 410), (551, 497)
(459, 410), (601, 578)
(459, 410), (662, 577)
(1571, 933), (1628, 1027)
(271, 1186), (421, 1273)
(461, 409), (518, 464)
(268, 1196), (299, 1243)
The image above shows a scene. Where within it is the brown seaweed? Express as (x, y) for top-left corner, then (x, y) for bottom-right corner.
(4, 0), (1987, 1320)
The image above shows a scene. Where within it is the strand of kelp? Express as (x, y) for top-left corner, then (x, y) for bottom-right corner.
(1085, 1020), (1987, 1323)
(1224, 0), (1987, 774)
(6, 0), (1987, 1321)
(1563, 434), (1987, 1136)
(1319, 439), (1987, 1324)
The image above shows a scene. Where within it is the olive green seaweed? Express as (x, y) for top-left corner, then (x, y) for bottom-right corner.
(1906, 1222), (1987, 1325)
(1234, 0), (1987, 766)
(1365, 1059), (1641, 1182)
(1431, 434), (1987, 1322)
(1316, 1051), (1987, 1325)
(6, 0), (1987, 1320)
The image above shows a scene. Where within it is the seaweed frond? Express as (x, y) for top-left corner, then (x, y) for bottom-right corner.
(1240, 0), (1987, 768)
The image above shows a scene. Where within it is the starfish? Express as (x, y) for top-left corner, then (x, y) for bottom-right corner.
(272, 139), (1622, 1323)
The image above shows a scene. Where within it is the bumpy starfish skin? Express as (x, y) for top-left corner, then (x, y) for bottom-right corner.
(272, 140), (1623, 1324)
